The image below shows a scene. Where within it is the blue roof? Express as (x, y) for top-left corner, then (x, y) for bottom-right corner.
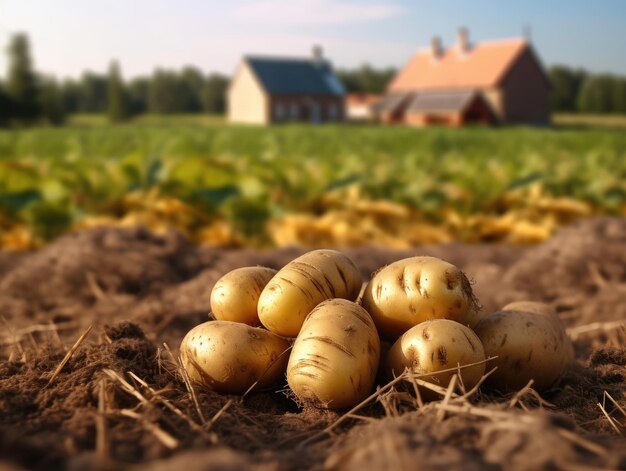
(245, 56), (345, 96)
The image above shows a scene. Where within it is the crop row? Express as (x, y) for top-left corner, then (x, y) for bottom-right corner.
(0, 123), (624, 249)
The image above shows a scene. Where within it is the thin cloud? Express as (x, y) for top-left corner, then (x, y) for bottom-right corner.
(233, 0), (404, 26)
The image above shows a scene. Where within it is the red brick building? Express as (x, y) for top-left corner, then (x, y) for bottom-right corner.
(377, 29), (551, 126)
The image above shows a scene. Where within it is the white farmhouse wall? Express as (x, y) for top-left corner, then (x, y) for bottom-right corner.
(227, 63), (268, 124)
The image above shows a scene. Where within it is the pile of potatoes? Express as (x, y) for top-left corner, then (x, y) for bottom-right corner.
(180, 249), (573, 409)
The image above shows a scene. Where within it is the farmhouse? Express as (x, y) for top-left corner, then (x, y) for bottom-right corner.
(227, 47), (345, 125)
(379, 29), (551, 126)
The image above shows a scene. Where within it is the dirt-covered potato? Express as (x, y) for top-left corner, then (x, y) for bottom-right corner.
(501, 301), (575, 365)
(361, 256), (479, 340)
(180, 320), (290, 394)
(474, 302), (573, 391)
(385, 319), (486, 399)
(258, 249), (362, 337)
(287, 299), (380, 409)
(210, 266), (277, 326)
(502, 301), (556, 317)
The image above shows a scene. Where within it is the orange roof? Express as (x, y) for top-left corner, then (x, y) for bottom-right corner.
(388, 39), (529, 92)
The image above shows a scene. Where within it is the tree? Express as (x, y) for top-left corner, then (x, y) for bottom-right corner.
(78, 72), (108, 113)
(201, 73), (228, 114)
(578, 75), (614, 113)
(0, 83), (10, 126)
(107, 60), (128, 122)
(127, 77), (150, 115)
(148, 69), (180, 113)
(336, 65), (396, 94)
(39, 76), (65, 125)
(548, 65), (586, 112)
(179, 66), (204, 112)
(611, 78), (626, 114)
(6, 33), (40, 122)
(60, 79), (81, 114)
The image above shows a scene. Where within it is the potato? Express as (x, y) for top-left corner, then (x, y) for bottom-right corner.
(502, 301), (556, 317)
(258, 249), (362, 337)
(464, 303), (488, 330)
(180, 320), (290, 394)
(361, 256), (479, 340)
(474, 303), (573, 391)
(287, 299), (380, 409)
(210, 266), (277, 326)
(502, 301), (575, 365)
(385, 319), (486, 399)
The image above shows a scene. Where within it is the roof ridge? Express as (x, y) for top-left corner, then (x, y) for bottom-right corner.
(245, 54), (327, 64)
(414, 37), (527, 55)
(388, 37), (534, 91)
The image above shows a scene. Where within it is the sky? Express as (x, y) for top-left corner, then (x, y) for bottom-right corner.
(0, 0), (625, 80)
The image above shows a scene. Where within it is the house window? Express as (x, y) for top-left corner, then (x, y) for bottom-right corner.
(328, 103), (338, 121)
(274, 103), (285, 121)
(289, 103), (299, 120)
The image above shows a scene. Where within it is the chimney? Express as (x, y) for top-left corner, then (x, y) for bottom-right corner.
(430, 36), (443, 59)
(457, 27), (470, 53)
(312, 45), (323, 62)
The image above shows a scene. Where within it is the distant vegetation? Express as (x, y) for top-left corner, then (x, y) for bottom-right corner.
(0, 33), (229, 126)
(549, 65), (626, 114)
(553, 113), (626, 129)
(336, 65), (397, 94)
(3, 33), (626, 129)
(0, 119), (624, 249)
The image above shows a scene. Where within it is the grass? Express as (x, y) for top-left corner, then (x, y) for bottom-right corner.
(0, 115), (624, 248)
(553, 113), (626, 129)
(67, 113), (226, 128)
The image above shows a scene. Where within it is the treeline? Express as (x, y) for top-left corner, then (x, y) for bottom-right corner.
(336, 65), (397, 94)
(0, 33), (229, 126)
(63, 64), (230, 118)
(549, 65), (626, 114)
(0, 32), (399, 127)
(3, 32), (626, 127)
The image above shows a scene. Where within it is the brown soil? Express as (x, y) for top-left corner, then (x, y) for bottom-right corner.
(1, 217), (625, 470)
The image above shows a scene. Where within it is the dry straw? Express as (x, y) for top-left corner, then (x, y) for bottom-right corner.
(47, 323), (94, 386)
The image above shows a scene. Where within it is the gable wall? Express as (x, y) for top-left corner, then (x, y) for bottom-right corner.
(482, 88), (504, 122)
(227, 63), (268, 124)
(499, 48), (551, 124)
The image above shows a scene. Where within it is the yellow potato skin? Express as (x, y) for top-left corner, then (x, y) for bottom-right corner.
(474, 305), (573, 392)
(287, 299), (380, 409)
(362, 256), (478, 340)
(180, 321), (290, 394)
(210, 266), (277, 326)
(258, 249), (362, 337)
(385, 319), (486, 399)
(501, 300), (574, 363)
(502, 301), (556, 318)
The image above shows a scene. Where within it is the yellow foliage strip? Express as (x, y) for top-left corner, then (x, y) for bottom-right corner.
(0, 224), (41, 251)
(502, 183), (594, 221)
(268, 212), (451, 248)
(269, 185), (597, 247)
(0, 183), (614, 250)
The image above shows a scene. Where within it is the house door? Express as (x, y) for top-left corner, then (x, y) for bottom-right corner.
(309, 102), (321, 124)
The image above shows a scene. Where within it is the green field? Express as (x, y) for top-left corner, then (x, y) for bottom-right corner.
(0, 115), (625, 248)
(553, 113), (626, 129)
